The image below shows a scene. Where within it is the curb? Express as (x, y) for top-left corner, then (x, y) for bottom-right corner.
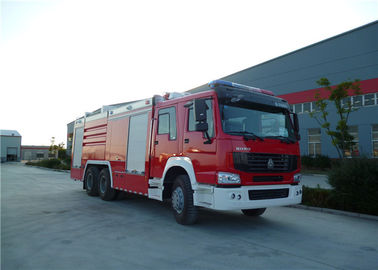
(287, 204), (378, 221)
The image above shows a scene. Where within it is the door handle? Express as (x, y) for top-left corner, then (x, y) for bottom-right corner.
(154, 141), (159, 145)
(184, 138), (189, 143)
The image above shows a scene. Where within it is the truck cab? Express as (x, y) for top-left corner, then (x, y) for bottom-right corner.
(149, 80), (302, 224)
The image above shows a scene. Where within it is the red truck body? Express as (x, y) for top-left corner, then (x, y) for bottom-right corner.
(71, 80), (302, 224)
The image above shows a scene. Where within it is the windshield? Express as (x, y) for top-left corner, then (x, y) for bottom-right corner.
(219, 102), (296, 140)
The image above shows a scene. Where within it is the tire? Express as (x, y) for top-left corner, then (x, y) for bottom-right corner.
(171, 175), (198, 225)
(85, 167), (100, 196)
(98, 168), (117, 201)
(241, 208), (266, 216)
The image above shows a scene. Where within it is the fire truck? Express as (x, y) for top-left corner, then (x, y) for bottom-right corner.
(70, 80), (302, 224)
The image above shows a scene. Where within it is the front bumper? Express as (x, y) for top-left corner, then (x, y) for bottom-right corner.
(194, 184), (302, 210)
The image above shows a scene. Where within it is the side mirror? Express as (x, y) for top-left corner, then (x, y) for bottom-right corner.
(194, 99), (208, 122)
(194, 99), (208, 132)
(195, 122), (208, 132)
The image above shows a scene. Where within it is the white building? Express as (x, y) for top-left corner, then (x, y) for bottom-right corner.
(0, 130), (22, 162)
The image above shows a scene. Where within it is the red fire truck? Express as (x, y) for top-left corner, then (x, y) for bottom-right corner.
(70, 80), (302, 224)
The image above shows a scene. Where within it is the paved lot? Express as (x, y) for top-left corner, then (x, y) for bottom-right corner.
(1, 163), (378, 270)
(301, 174), (332, 189)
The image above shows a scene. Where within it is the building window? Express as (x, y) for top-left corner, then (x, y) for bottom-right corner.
(311, 101), (318, 112)
(36, 153), (44, 159)
(303, 102), (311, 113)
(344, 125), (359, 157)
(341, 97), (352, 109)
(339, 93), (378, 108)
(289, 93), (377, 116)
(308, 128), (321, 156)
(372, 125), (378, 158)
(364, 94), (374, 106)
(294, 104), (303, 114)
(353, 95), (363, 107)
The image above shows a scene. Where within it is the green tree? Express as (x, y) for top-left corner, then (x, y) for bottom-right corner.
(49, 137), (66, 159)
(309, 78), (361, 159)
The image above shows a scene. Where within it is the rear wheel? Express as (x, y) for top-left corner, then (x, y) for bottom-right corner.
(171, 175), (198, 225)
(241, 208), (266, 216)
(85, 167), (100, 196)
(99, 168), (117, 201)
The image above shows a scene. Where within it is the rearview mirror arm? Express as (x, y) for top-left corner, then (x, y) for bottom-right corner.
(203, 131), (212, 144)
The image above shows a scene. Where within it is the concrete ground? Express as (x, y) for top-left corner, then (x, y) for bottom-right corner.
(301, 174), (332, 189)
(1, 163), (377, 270)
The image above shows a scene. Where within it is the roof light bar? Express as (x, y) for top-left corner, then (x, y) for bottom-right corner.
(208, 80), (274, 96)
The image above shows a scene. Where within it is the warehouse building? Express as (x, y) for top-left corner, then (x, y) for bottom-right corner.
(189, 21), (378, 158)
(21, 145), (50, 161)
(0, 130), (22, 162)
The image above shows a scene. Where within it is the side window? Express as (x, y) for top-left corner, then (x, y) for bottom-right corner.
(188, 99), (214, 138)
(158, 107), (177, 140)
(158, 113), (169, 134)
(188, 108), (195, 131)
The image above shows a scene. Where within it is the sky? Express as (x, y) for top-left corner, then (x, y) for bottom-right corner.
(1, 0), (377, 146)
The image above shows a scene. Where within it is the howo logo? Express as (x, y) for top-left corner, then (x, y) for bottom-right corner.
(267, 158), (274, 169)
(235, 147), (251, 151)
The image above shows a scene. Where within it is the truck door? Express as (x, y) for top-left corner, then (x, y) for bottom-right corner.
(151, 105), (179, 178)
(183, 98), (217, 184)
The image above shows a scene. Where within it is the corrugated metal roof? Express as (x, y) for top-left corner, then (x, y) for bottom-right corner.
(0, 130), (21, 136)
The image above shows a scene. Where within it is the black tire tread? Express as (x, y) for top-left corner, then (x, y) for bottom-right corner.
(85, 167), (100, 196)
(172, 175), (198, 225)
(99, 168), (117, 201)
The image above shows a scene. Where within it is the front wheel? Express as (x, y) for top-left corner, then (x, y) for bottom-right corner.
(241, 208), (266, 216)
(171, 175), (198, 225)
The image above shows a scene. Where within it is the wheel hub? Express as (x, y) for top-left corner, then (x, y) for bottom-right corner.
(100, 176), (106, 193)
(87, 174), (93, 189)
(172, 186), (184, 214)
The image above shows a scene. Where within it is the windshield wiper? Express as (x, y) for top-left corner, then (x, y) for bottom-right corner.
(264, 135), (296, 144)
(227, 131), (264, 141)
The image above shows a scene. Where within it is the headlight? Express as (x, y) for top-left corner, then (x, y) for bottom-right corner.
(218, 172), (241, 184)
(293, 173), (302, 183)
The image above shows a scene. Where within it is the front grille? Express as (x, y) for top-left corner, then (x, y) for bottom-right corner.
(253, 176), (284, 182)
(233, 153), (298, 172)
(248, 188), (289, 200)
